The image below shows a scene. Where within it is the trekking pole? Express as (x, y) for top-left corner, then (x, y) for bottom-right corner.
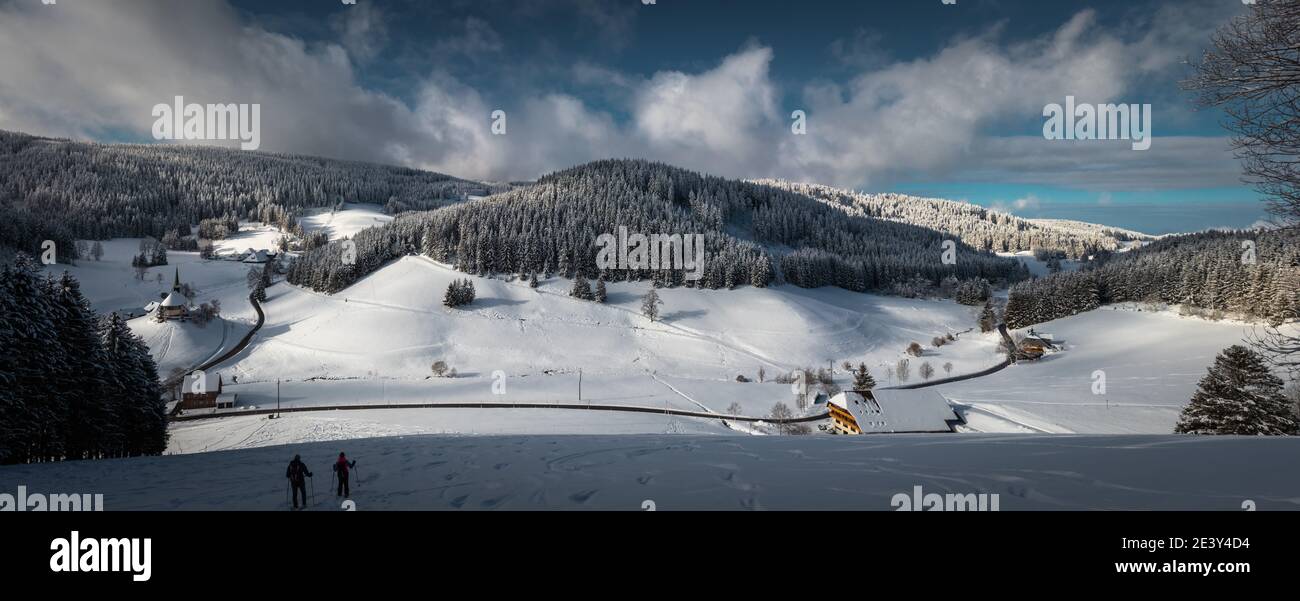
(353, 465), (361, 491)
(330, 470), (336, 497)
(309, 475), (315, 506)
(284, 480), (289, 508)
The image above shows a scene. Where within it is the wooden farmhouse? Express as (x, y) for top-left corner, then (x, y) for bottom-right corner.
(825, 389), (962, 435)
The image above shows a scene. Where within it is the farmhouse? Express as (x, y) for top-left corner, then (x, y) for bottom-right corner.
(179, 371), (237, 410)
(242, 249), (272, 264)
(826, 389), (962, 435)
(1018, 329), (1059, 359)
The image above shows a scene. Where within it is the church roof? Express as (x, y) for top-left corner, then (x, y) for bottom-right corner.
(160, 292), (185, 308)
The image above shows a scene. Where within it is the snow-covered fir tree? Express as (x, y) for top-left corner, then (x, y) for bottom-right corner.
(570, 274), (593, 300)
(0, 256), (166, 463)
(978, 299), (999, 332)
(442, 279), (475, 308)
(1175, 345), (1297, 435)
(852, 363), (876, 390)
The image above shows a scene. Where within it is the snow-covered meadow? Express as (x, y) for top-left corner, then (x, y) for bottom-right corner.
(941, 307), (1271, 434)
(43, 228), (1285, 454)
(4, 433), (1297, 510)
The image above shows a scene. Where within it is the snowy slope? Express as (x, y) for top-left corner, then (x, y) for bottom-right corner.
(129, 317), (246, 381)
(4, 433), (1298, 510)
(51, 239), (257, 319)
(199, 256), (1000, 421)
(207, 222), (285, 257)
(298, 203), (393, 240)
(939, 307), (1277, 434)
(53, 238), (1285, 445)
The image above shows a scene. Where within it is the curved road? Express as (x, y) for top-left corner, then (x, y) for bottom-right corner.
(167, 292), (265, 417)
(195, 292), (265, 373)
(172, 400), (829, 425)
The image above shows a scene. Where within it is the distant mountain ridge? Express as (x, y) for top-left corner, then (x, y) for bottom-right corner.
(288, 159), (1031, 295)
(0, 130), (496, 260)
(754, 179), (1154, 259)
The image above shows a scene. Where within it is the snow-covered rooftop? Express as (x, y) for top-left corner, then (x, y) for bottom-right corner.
(160, 292), (185, 308)
(829, 389), (959, 433)
(184, 371), (221, 395)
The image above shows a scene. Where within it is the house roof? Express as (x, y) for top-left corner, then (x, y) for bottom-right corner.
(828, 389), (959, 433)
(183, 371), (221, 395)
(160, 292), (185, 308)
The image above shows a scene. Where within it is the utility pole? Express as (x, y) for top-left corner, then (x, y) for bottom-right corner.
(275, 379), (280, 418)
(579, 368), (584, 405)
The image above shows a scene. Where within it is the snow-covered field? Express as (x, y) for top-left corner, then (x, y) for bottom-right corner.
(298, 203), (392, 240)
(47, 239), (262, 378)
(55, 239), (257, 319)
(154, 256), (1003, 449)
(941, 307), (1271, 434)
(48, 238), (1287, 451)
(3, 433), (1297, 510)
(130, 317), (250, 381)
(207, 222), (284, 257)
(997, 250), (1082, 277)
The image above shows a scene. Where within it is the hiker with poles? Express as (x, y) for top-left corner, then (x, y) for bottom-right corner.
(285, 454), (314, 510)
(333, 452), (358, 498)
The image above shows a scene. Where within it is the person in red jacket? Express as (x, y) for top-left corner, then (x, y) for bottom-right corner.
(333, 452), (357, 497)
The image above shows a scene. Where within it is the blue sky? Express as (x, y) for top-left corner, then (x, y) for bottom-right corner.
(0, 0), (1270, 233)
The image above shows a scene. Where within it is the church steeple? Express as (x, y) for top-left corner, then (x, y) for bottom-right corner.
(172, 267), (182, 293)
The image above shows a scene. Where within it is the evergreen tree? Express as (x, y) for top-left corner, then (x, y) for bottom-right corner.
(49, 272), (112, 460)
(99, 312), (168, 456)
(570, 274), (593, 300)
(595, 276), (607, 303)
(0, 255), (66, 462)
(851, 363), (876, 390)
(1175, 345), (1298, 435)
(978, 299), (998, 333)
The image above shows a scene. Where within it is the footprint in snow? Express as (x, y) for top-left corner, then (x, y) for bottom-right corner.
(480, 494), (512, 508)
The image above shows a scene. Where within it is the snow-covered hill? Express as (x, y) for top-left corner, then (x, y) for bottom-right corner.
(47, 230), (1278, 452)
(942, 307), (1277, 434)
(167, 256), (1000, 450)
(756, 179), (1153, 258)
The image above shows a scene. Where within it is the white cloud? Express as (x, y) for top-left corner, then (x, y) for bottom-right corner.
(0, 0), (1253, 191)
(333, 2), (388, 63)
(991, 194), (1042, 215)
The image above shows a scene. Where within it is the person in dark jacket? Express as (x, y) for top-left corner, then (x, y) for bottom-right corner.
(333, 452), (357, 497)
(285, 454), (313, 509)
